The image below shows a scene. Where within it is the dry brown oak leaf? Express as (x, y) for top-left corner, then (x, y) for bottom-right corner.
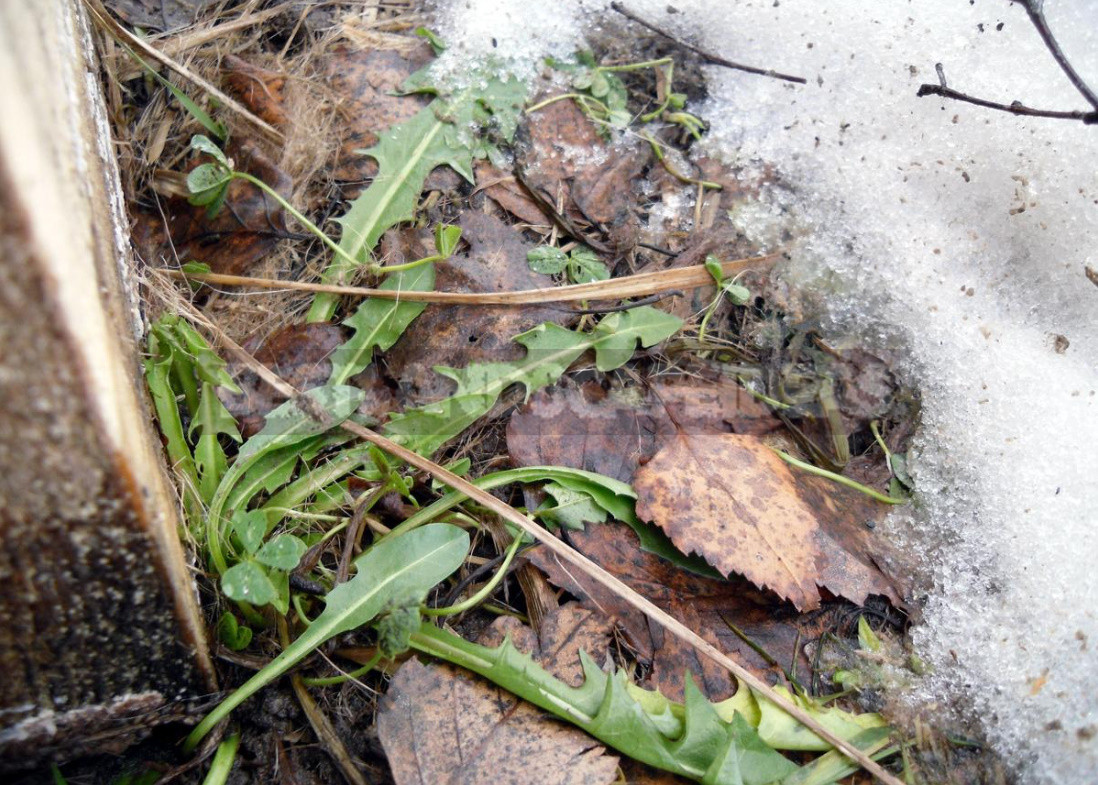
(633, 433), (901, 611)
(526, 521), (842, 699)
(378, 606), (620, 785)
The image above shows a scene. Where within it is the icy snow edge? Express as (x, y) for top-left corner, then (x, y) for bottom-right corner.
(429, 0), (1098, 781)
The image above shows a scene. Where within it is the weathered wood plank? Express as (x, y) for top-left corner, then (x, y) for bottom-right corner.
(0, 0), (214, 769)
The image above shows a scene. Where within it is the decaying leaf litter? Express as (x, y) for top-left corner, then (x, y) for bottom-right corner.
(52, 0), (1000, 783)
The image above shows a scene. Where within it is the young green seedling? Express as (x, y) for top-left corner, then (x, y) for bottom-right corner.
(184, 522), (470, 751)
(527, 243), (610, 284)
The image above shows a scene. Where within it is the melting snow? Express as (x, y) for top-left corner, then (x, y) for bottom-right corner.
(432, 0), (1098, 781)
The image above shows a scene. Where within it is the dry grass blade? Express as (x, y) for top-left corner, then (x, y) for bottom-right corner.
(174, 298), (903, 785)
(115, 2), (297, 80)
(161, 253), (779, 305)
(290, 674), (369, 785)
(82, 0), (284, 144)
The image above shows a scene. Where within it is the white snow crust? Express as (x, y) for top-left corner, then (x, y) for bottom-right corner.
(432, 1), (1098, 781)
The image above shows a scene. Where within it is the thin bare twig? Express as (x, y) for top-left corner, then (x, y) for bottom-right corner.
(175, 300), (905, 785)
(916, 1), (1098, 124)
(1017, 0), (1098, 110)
(158, 253), (778, 305)
(82, 0), (284, 143)
(609, 2), (806, 85)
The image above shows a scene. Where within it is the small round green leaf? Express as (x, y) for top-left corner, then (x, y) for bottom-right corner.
(567, 247), (610, 284)
(221, 561), (278, 606)
(255, 534), (307, 571)
(231, 509), (267, 555)
(527, 246), (568, 274)
(187, 162), (231, 195)
(190, 134), (229, 166)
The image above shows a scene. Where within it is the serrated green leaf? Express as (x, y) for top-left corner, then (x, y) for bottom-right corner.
(307, 68), (527, 322)
(237, 386), (365, 462)
(755, 687), (886, 752)
(780, 728), (895, 785)
(144, 325), (200, 521)
(408, 625), (894, 784)
(256, 534), (307, 570)
(221, 560), (278, 606)
(329, 264), (435, 385)
(539, 482), (609, 530)
(191, 382), (241, 502)
(383, 307), (681, 455)
(527, 246), (569, 275)
(703, 711), (800, 785)
(589, 307), (683, 371)
(185, 524), (470, 750)
(173, 320), (240, 392)
(231, 509), (267, 555)
(408, 624), (813, 785)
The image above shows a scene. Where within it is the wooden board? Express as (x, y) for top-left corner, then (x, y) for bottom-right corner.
(0, 0), (214, 769)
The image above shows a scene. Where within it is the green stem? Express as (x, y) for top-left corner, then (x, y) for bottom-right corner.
(599, 57), (673, 72)
(736, 376), (792, 410)
(292, 593), (315, 626)
(374, 253), (445, 274)
(185, 616), (333, 752)
(201, 733), (240, 785)
(526, 92), (589, 113)
(301, 650), (383, 687)
(384, 466), (574, 540)
(770, 449), (906, 505)
(231, 172), (363, 272)
(642, 133), (721, 190)
(424, 535), (524, 617)
(870, 420), (893, 464)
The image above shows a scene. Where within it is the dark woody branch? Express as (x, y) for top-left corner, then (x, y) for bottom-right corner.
(917, 0), (1098, 124)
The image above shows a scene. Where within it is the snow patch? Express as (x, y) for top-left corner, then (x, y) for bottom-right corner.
(432, 1), (1098, 781)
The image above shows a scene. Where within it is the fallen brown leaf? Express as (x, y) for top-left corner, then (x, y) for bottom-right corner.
(527, 522), (840, 699)
(513, 94), (649, 253)
(378, 607), (620, 785)
(633, 434), (901, 611)
(384, 212), (571, 402)
(104, 0), (220, 32)
(507, 377), (780, 484)
(222, 55), (288, 129)
(476, 160), (551, 226)
(221, 323), (394, 436)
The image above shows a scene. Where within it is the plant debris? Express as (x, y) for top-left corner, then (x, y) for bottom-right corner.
(57, 2), (970, 783)
(633, 434), (901, 611)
